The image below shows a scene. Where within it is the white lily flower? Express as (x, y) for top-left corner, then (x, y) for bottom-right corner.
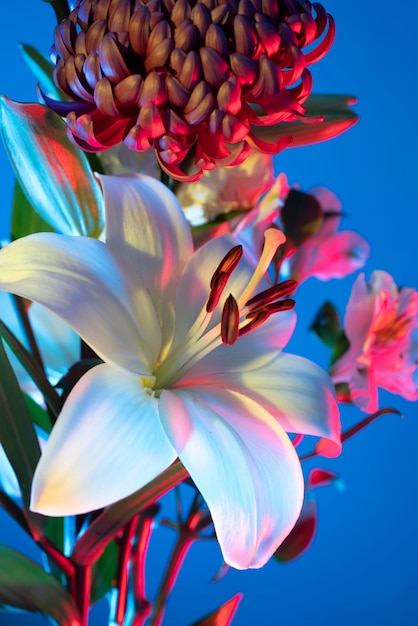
(0, 175), (340, 569)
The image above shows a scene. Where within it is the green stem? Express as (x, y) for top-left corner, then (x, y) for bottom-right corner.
(12, 295), (45, 372)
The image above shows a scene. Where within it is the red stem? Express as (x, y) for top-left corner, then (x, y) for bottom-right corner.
(131, 508), (157, 626)
(75, 564), (92, 626)
(114, 514), (140, 625)
(150, 493), (203, 626)
(150, 531), (194, 626)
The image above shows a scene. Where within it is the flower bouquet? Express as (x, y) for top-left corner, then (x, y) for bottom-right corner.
(0, 1), (416, 624)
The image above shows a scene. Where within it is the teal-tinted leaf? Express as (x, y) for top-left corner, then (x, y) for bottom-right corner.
(191, 594), (243, 626)
(0, 318), (61, 419)
(252, 93), (358, 148)
(11, 178), (55, 240)
(0, 545), (80, 625)
(0, 338), (40, 508)
(18, 43), (61, 99)
(0, 98), (104, 237)
(91, 540), (118, 605)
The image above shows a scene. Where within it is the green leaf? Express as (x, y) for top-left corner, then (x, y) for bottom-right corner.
(56, 358), (103, 407)
(0, 97), (104, 237)
(91, 540), (118, 605)
(0, 318), (61, 419)
(0, 338), (40, 508)
(18, 43), (61, 100)
(252, 93), (358, 148)
(24, 392), (53, 434)
(0, 545), (80, 625)
(311, 301), (344, 347)
(281, 189), (322, 246)
(11, 178), (55, 240)
(330, 332), (350, 366)
(191, 594), (243, 626)
(41, 0), (71, 24)
(72, 460), (188, 566)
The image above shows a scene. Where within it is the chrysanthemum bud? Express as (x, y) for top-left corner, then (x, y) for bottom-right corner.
(42, 0), (335, 181)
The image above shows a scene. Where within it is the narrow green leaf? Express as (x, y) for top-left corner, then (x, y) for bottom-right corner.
(0, 319), (61, 419)
(43, 516), (69, 586)
(0, 338), (40, 509)
(191, 594), (243, 626)
(0, 545), (80, 626)
(0, 98), (104, 237)
(24, 392), (53, 434)
(11, 178), (55, 240)
(18, 43), (61, 100)
(91, 540), (118, 605)
(72, 460), (188, 566)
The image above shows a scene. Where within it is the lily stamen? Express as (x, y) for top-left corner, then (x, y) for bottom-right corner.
(206, 245), (243, 312)
(245, 279), (298, 310)
(210, 245), (243, 288)
(247, 298), (296, 318)
(221, 294), (240, 345)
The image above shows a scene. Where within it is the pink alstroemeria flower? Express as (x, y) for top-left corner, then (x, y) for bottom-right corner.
(331, 271), (418, 413)
(0, 175), (340, 569)
(235, 179), (370, 285)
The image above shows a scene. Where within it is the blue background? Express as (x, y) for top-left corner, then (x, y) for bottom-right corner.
(1, 1), (417, 624)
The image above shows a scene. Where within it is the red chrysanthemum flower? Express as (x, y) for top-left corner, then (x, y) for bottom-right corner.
(42, 0), (335, 180)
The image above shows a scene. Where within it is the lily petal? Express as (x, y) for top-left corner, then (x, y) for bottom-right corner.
(181, 352), (340, 451)
(159, 386), (304, 569)
(31, 363), (177, 515)
(0, 233), (160, 374)
(100, 174), (193, 347)
(177, 312), (296, 383)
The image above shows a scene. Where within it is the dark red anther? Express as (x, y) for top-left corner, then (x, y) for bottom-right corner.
(206, 271), (229, 312)
(245, 279), (298, 310)
(238, 310), (270, 338)
(264, 298), (296, 314)
(210, 245), (243, 288)
(221, 294), (240, 345)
